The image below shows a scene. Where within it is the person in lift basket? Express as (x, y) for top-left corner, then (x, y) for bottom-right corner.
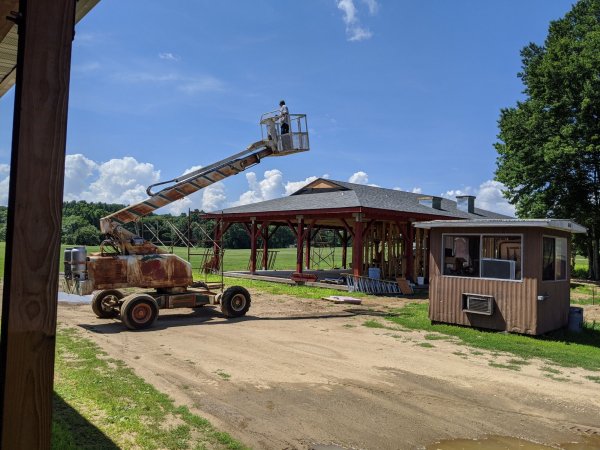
(278, 100), (289, 134)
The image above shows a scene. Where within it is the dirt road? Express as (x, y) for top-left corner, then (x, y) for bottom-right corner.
(58, 292), (600, 450)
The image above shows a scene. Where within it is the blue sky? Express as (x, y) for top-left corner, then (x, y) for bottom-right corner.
(0, 0), (575, 216)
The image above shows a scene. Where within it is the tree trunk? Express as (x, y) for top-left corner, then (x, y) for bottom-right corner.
(587, 238), (594, 279)
(593, 228), (600, 281)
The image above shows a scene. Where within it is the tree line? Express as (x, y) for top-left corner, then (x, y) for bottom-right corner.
(0, 201), (297, 249)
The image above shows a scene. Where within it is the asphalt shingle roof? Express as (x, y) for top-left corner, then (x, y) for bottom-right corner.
(208, 179), (511, 220)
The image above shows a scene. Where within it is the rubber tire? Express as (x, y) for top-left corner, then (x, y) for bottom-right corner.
(121, 294), (159, 330)
(91, 289), (123, 319)
(220, 286), (251, 318)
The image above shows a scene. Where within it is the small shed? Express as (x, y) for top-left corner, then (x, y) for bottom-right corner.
(415, 219), (586, 335)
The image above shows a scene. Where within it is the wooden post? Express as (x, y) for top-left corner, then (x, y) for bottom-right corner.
(249, 220), (257, 273)
(424, 229), (429, 282)
(352, 216), (364, 277)
(0, 1), (76, 448)
(342, 228), (348, 269)
(212, 220), (223, 271)
(296, 216), (304, 274)
(415, 227), (422, 281)
(261, 222), (269, 270)
(406, 222), (414, 282)
(304, 225), (312, 270)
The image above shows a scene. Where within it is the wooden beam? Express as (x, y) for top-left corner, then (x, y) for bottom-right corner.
(406, 222), (415, 282)
(340, 218), (355, 237)
(341, 228), (348, 269)
(296, 217), (304, 273)
(352, 219), (364, 276)
(249, 221), (257, 273)
(0, 1), (76, 448)
(261, 221), (269, 270)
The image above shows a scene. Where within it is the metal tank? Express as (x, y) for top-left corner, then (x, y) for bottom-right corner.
(70, 246), (87, 280)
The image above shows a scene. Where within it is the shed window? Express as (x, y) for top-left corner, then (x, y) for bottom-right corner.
(443, 235), (480, 277)
(542, 236), (567, 281)
(443, 234), (522, 280)
(482, 236), (522, 280)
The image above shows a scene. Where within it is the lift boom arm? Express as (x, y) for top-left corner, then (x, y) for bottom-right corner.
(98, 112), (309, 255)
(99, 140), (275, 253)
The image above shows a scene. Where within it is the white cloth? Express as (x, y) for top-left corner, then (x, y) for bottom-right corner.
(278, 104), (289, 124)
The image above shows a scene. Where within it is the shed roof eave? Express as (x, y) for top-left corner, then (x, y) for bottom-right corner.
(414, 219), (587, 234)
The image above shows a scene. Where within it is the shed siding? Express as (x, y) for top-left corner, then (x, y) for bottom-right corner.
(429, 227), (550, 335)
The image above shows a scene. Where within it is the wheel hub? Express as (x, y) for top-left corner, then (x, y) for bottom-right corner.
(231, 294), (246, 311)
(131, 303), (152, 323)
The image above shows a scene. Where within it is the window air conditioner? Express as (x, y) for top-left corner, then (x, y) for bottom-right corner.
(481, 258), (516, 280)
(462, 293), (494, 315)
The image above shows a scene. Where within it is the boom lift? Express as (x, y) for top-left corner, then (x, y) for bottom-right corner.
(64, 112), (309, 330)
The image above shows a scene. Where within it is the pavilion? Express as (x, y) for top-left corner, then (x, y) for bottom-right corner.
(202, 178), (509, 282)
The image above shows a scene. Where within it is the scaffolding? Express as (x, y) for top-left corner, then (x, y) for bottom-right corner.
(131, 212), (225, 285)
(310, 229), (336, 269)
(186, 210), (225, 285)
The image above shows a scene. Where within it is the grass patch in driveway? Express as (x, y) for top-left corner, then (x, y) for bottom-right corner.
(385, 303), (600, 371)
(489, 361), (521, 371)
(362, 319), (386, 329)
(417, 342), (435, 348)
(54, 327), (246, 450)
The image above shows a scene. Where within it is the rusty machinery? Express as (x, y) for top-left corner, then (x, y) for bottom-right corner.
(64, 112), (309, 330)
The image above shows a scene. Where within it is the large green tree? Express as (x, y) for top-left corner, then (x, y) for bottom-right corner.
(495, 0), (600, 278)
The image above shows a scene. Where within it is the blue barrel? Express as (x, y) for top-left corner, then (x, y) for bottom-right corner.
(568, 307), (583, 333)
(368, 267), (381, 279)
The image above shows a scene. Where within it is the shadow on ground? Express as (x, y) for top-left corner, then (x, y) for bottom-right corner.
(53, 393), (119, 449)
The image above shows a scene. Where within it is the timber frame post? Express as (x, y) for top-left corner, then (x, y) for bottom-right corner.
(249, 218), (257, 274)
(0, 0), (76, 448)
(261, 221), (269, 270)
(342, 228), (348, 269)
(406, 220), (415, 282)
(352, 214), (364, 276)
(295, 216), (304, 273)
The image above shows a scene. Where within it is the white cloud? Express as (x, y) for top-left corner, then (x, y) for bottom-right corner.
(159, 52), (180, 61)
(442, 188), (472, 198)
(63, 154), (98, 201)
(442, 180), (515, 217)
(336, 0), (377, 42)
(393, 186), (422, 194)
(349, 171), (369, 184)
(475, 180), (515, 217)
(78, 157), (161, 206)
(172, 165), (227, 213)
(362, 0), (379, 15)
(338, 0), (358, 24)
(348, 27), (373, 42)
(232, 169), (284, 206)
(284, 176), (318, 195)
(202, 183), (227, 212)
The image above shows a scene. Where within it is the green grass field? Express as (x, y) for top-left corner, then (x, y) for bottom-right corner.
(53, 327), (245, 450)
(2, 243), (348, 274)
